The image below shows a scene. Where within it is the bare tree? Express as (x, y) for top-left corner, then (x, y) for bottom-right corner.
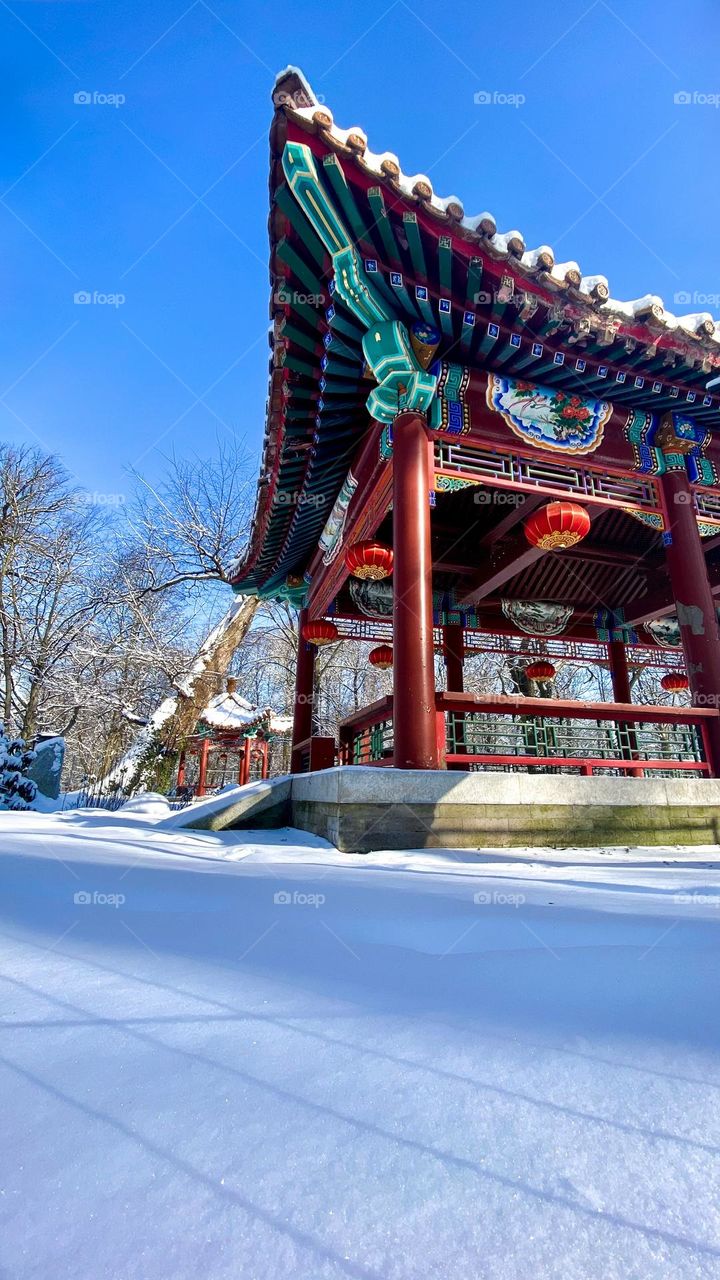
(126, 437), (255, 593)
(102, 439), (259, 793)
(0, 446), (111, 736)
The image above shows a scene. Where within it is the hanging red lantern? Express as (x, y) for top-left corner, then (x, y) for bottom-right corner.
(524, 501), (591, 551)
(345, 540), (394, 580)
(661, 672), (689, 693)
(369, 644), (393, 670)
(525, 660), (556, 681)
(301, 619), (338, 646)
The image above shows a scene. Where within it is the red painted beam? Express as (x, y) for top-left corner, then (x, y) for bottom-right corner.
(305, 423), (391, 619)
(624, 555), (720, 626)
(458, 540), (546, 607)
(479, 492), (547, 547)
(291, 608), (316, 773)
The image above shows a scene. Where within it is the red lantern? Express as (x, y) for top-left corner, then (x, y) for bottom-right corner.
(661, 672), (689, 693)
(525, 660), (556, 681)
(345, 540), (394, 580)
(369, 644), (393, 670)
(301, 619), (338, 646)
(524, 501), (591, 551)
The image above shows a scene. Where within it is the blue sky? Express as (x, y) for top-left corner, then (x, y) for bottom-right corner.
(3, 0), (719, 499)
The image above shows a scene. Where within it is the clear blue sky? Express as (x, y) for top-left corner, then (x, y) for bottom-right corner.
(3, 0), (719, 498)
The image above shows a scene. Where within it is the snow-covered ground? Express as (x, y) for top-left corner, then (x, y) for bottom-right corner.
(1, 810), (720, 1279)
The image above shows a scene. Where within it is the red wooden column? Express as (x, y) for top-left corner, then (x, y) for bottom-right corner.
(442, 624), (465, 692)
(197, 738), (209, 796)
(239, 737), (251, 785)
(176, 750), (186, 788)
(291, 607), (315, 773)
(607, 639), (632, 703)
(392, 411), (439, 769)
(660, 466), (720, 774)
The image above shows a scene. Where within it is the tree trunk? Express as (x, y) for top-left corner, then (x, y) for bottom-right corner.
(101, 595), (259, 795)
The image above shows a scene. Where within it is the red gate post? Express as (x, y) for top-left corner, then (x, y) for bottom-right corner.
(607, 638), (642, 777)
(176, 749), (186, 789)
(197, 738), (209, 797)
(608, 639), (632, 703)
(239, 737), (252, 785)
(443, 623), (465, 758)
(291, 606), (316, 773)
(392, 411), (439, 769)
(443, 624), (465, 692)
(660, 466), (720, 775)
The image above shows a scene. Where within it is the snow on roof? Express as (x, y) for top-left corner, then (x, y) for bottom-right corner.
(269, 713), (294, 734)
(273, 66), (720, 351)
(200, 690), (292, 735)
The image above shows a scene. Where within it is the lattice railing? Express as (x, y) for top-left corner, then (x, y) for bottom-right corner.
(445, 709), (702, 769)
(338, 692), (716, 777)
(434, 439), (661, 513)
(327, 616), (684, 669)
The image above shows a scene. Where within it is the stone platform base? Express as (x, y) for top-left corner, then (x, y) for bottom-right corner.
(290, 767), (720, 852)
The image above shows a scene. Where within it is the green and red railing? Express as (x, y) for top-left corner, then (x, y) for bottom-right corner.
(334, 692), (719, 777)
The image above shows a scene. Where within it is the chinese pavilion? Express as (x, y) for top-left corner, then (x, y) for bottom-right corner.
(230, 67), (720, 781)
(176, 679), (293, 796)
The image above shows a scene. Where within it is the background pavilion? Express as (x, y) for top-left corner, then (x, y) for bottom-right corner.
(177, 678), (292, 796)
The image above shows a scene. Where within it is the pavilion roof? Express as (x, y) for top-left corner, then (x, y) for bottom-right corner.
(231, 66), (720, 600)
(199, 689), (292, 736)
(276, 68), (720, 351)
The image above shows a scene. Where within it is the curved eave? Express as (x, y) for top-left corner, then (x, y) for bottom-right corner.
(231, 66), (720, 598)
